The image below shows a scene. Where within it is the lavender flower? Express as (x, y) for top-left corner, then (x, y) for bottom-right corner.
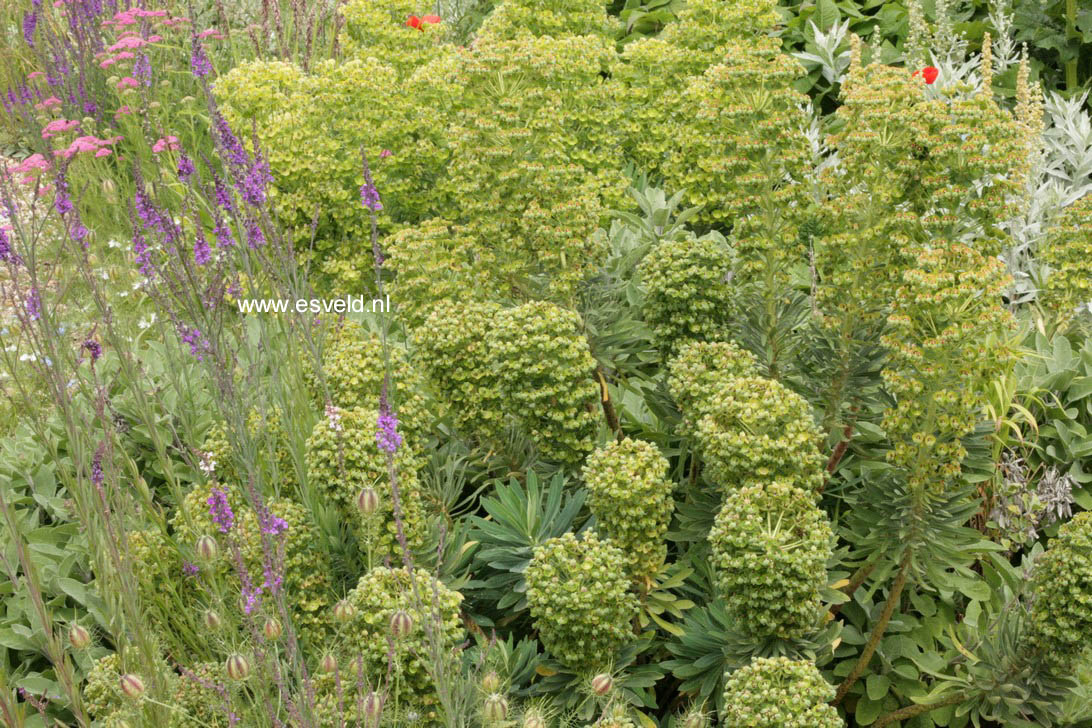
(131, 227), (155, 279)
(213, 217), (235, 248)
(360, 180), (382, 213)
(180, 325), (211, 360)
(213, 176), (235, 212)
(134, 54), (152, 86)
(178, 154), (195, 181)
(26, 288), (41, 321)
(214, 114), (248, 168)
(91, 450), (103, 486)
(182, 562), (200, 577)
(194, 229), (211, 265)
(238, 155), (271, 207)
(190, 37), (212, 78)
(375, 405), (401, 454)
(54, 177), (73, 216)
(82, 338), (101, 362)
(23, 11), (37, 47)
(207, 487), (234, 533)
(245, 218), (265, 248)
(0, 228), (12, 263)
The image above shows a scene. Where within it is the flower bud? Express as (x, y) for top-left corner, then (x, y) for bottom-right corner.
(320, 653), (337, 674)
(148, 101), (161, 110)
(481, 670), (501, 693)
(389, 610), (412, 638)
(68, 624), (92, 650)
(591, 673), (613, 696)
(203, 610), (222, 631)
(195, 535), (218, 561)
(263, 617), (282, 640)
(333, 600), (356, 623)
(119, 673), (145, 699)
(226, 653), (250, 681)
(483, 693), (508, 723)
(363, 691), (382, 723)
(522, 709), (546, 728)
(681, 710), (708, 728)
(356, 487), (379, 514)
(159, 80), (171, 89)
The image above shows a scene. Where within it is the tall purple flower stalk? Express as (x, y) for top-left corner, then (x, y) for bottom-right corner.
(376, 402), (401, 454)
(23, 10), (38, 47)
(207, 487), (234, 533)
(190, 36), (213, 78)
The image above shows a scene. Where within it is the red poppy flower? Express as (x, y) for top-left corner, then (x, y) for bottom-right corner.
(422, 14), (441, 24)
(913, 66), (940, 84)
(405, 15), (422, 29)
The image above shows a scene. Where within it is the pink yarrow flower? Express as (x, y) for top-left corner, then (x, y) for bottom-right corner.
(117, 77), (139, 90)
(41, 119), (79, 138)
(34, 96), (62, 110)
(152, 135), (180, 153)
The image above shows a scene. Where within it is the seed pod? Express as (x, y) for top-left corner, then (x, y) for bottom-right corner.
(389, 610), (412, 638)
(68, 624), (92, 650)
(522, 709), (546, 728)
(263, 617), (282, 640)
(195, 535), (218, 561)
(481, 670), (501, 693)
(226, 654), (250, 681)
(363, 691), (382, 723)
(356, 487), (379, 515)
(320, 653), (337, 674)
(681, 709), (708, 728)
(333, 600), (355, 623)
(119, 673), (145, 699)
(483, 693), (508, 723)
(591, 673), (613, 696)
(203, 610), (223, 631)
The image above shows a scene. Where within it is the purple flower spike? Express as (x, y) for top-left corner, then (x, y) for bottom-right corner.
(190, 37), (212, 78)
(178, 154), (195, 182)
(207, 487), (234, 533)
(376, 405), (401, 454)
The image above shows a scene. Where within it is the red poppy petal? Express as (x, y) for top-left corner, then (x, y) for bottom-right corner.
(422, 14), (441, 23)
(405, 15), (421, 28)
(923, 66), (939, 84)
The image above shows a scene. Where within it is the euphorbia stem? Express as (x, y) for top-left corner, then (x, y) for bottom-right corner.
(873, 692), (966, 727)
(1066, 0), (1079, 91)
(829, 557), (877, 618)
(834, 550), (913, 705)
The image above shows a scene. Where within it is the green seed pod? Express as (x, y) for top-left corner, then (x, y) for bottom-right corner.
(226, 654), (250, 681)
(68, 624), (92, 650)
(389, 609), (413, 638)
(195, 535), (218, 562)
(334, 600), (356, 623)
(523, 710), (547, 728)
(483, 693), (508, 723)
(591, 673), (613, 696)
(119, 673), (145, 699)
(320, 653), (337, 674)
(203, 610), (223, 631)
(263, 617), (282, 640)
(356, 487), (379, 515)
(481, 670), (501, 693)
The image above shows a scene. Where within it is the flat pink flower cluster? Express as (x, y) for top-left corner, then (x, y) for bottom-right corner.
(7, 154), (50, 184)
(54, 135), (123, 160)
(152, 135), (180, 153)
(41, 119), (79, 138)
(34, 96), (62, 111)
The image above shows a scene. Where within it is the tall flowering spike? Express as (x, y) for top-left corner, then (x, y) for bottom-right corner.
(245, 219), (265, 248)
(194, 229), (211, 265)
(26, 288), (41, 321)
(0, 227), (12, 263)
(359, 153), (382, 212)
(178, 154), (195, 181)
(981, 32), (993, 97)
(83, 337), (101, 362)
(190, 36), (212, 78)
(207, 487), (234, 532)
(23, 11), (37, 47)
(134, 54), (152, 86)
(376, 403), (401, 454)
